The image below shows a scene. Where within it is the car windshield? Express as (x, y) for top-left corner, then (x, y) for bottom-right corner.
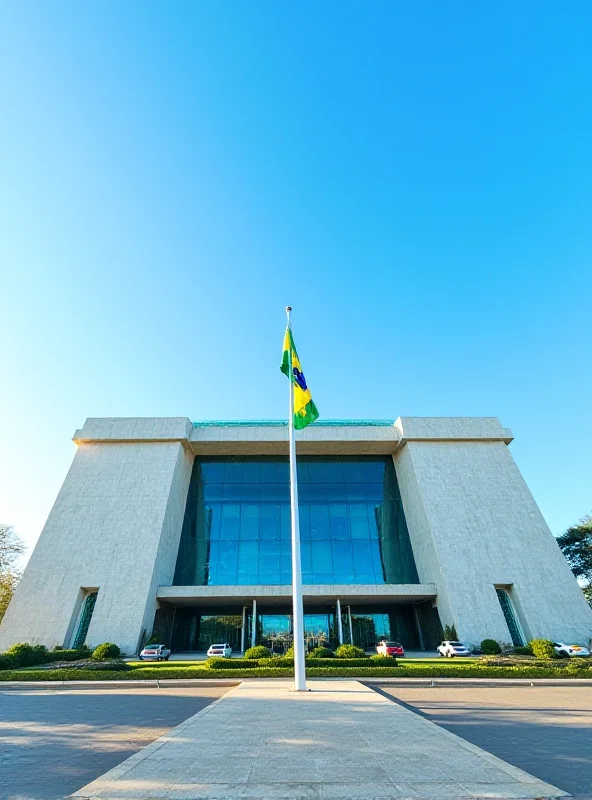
(383, 642), (400, 647)
(449, 642), (464, 647)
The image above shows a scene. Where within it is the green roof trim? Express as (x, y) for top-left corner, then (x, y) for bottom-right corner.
(192, 419), (394, 428)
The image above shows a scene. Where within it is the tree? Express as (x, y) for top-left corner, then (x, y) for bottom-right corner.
(0, 571), (20, 623)
(0, 524), (25, 623)
(557, 515), (592, 608)
(0, 524), (25, 573)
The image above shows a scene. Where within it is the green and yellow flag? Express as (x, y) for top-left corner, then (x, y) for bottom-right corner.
(281, 327), (319, 430)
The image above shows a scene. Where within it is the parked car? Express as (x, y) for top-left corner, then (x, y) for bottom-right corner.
(139, 644), (171, 661)
(376, 640), (405, 657)
(437, 640), (471, 657)
(207, 643), (233, 658)
(552, 642), (590, 658)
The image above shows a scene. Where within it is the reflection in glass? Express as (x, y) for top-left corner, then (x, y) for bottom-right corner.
(173, 456), (419, 587)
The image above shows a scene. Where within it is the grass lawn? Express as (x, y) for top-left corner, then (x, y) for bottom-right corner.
(1, 653), (590, 682)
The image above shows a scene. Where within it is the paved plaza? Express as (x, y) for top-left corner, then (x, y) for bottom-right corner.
(0, 686), (230, 800)
(376, 684), (592, 799)
(72, 680), (565, 800)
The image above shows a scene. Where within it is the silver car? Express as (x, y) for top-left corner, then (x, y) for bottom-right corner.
(139, 644), (171, 661)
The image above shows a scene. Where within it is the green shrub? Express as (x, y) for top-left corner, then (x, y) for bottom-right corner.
(480, 639), (502, 655)
(513, 645), (534, 656)
(370, 655), (398, 665)
(335, 644), (366, 659)
(0, 645), (92, 671)
(244, 646), (272, 659)
(92, 643), (121, 661)
(3, 643), (50, 668)
(206, 658), (260, 670)
(529, 639), (556, 659)
(308, 647), (334, 659)
(284, 646), (294, 658)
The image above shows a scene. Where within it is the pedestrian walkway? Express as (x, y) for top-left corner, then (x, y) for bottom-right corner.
(72, 680), (566, 800)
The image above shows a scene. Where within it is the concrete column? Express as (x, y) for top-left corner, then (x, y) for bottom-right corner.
(336, 598), (343, 645)
(251, 599), (257, 648)
(347, 605), (353, 646)
(241, 606), (246, 653)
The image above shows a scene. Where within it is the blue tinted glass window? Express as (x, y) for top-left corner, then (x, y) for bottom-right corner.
(173, 456), (419, 586)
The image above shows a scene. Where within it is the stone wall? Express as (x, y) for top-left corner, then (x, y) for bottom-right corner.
(395, 435), (592, 646)
(0, 433), (194, 654)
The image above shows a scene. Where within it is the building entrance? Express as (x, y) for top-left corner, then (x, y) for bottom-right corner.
(164, 603), (428, 653)
(258, 612), (336, 653)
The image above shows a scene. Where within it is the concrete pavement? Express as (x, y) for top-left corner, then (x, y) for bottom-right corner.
(0, 686), (231, 800)
(72, 680), (566, 799)
(376, 685), (592, 798)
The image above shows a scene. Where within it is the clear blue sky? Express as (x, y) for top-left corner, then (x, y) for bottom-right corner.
(1, 2), (591, 558)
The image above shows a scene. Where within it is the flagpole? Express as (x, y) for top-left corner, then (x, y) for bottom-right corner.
(286, 306), (307, 691)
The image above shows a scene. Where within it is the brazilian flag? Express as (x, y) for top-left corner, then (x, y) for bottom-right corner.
(281, 328), (319, 430)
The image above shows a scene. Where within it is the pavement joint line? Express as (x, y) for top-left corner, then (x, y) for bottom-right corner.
(70, 679), (570, 799)
(70, 683), (242, 798)
(366, 686), (568, 793)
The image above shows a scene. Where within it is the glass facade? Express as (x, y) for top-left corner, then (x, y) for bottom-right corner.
(72, 591), (98, 649)
(496, 588), (525, 646)
(165, 605), (422, 653)
(173, 456), (419, 586)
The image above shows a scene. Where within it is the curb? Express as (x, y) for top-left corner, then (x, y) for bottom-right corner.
(1, 676), (592, 689)
(0, 679), (242, 690)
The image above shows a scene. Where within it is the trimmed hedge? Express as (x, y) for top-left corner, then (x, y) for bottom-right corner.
(244, 646), (272, 659)
(1, 661), (591, 682)
(204, 657), (398, 670)
(206, 659), (260, 670)
(176, 665), (592, 680)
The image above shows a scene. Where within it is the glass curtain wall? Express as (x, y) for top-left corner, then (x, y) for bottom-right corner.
(169, 605), (421, 652)
(496, 588), (525, 646)
(173, 456), (419, 586)
(72, 591), (98, 649)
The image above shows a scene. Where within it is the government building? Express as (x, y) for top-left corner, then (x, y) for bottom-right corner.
(1, 417), (590, 655)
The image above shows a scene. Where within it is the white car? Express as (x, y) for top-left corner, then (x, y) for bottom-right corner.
(207, 643), (233, 658)
(437, 640), (471, 657)
(553, 641), (590, 658)
(139, 644), (171, 661)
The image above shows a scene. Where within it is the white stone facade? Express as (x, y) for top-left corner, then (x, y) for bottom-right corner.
(1, 416), (590, 653)
(393, 424), (592, 646)
(0, 420), (194, 654)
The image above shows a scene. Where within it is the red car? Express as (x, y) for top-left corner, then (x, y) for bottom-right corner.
(376, 640), (405, 657)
